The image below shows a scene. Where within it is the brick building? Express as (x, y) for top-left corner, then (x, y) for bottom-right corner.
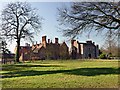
(71, 40), (99, 59)
(17, 36), (69, 61)
(15, 36), (99, 61)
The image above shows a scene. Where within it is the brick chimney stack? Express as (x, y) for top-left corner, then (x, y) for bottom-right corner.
(42, 36), (46, 43)
(55, 38), (58, 43)
(71, 40), (76, 46)
(42, 36), (46, 47)
(48, 39), (50, 43)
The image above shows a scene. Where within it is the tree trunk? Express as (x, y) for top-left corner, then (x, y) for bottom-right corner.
(16, 39), (20, 62)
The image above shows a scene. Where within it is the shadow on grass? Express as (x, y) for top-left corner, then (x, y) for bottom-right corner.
(2, 65), (22, 71)
(2, 68), (120, 78)
(2, 64), (64, 71)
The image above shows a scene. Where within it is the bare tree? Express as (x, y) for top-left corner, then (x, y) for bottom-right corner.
(1, 2), (42, 62)
(101, 37), (118, 57)
(57, 2), (120, 38)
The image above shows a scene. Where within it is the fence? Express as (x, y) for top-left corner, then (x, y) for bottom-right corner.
(0, 58), (15, 64)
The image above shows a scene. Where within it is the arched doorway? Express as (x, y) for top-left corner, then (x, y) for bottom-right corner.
(88, 54), (91, 58)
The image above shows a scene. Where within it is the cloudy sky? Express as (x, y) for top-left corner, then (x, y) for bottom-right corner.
(0, 0), (107, 53)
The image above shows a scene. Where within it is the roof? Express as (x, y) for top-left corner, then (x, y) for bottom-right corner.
(33, 48), (39, 53)
(32, 45), (45, 53)
(60, 42), (68, 48)
(20, 46), (31, 49)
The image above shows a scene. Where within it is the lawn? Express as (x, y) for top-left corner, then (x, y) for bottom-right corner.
(1, 59), (120, 88)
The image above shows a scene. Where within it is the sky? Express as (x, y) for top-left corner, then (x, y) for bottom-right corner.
(0, 1), (107, 53)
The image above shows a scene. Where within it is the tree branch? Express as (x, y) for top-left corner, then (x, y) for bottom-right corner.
(92, 20), (120, 29)
(92, 3), (120, 24)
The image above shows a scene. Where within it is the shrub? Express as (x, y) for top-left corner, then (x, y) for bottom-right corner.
(99, 53), (107, 59)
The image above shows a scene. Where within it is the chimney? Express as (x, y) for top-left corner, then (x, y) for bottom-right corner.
(71, 40), (76, 46)
(96, 45), (99, 48)
(48, 39), (50, 43)
(42, 36), (47, 47)
(86, 40), (92, 44)
(55, 38), (58, 43)
(42, 36), (46, 43)
(51, 40), (52, 43)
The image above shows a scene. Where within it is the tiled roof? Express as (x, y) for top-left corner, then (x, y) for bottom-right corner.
(32, 45), (44, 53)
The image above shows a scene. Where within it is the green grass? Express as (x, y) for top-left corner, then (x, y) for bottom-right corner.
(1, 59), (120, 88)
